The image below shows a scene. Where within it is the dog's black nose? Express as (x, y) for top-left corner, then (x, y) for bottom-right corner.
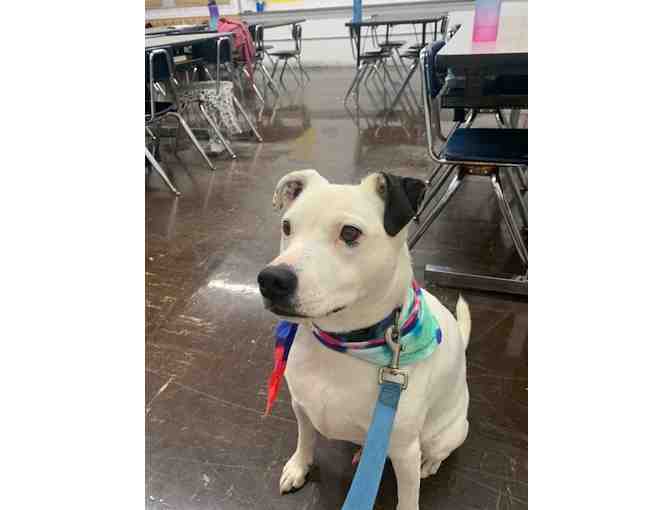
(258, 265), (298, 301)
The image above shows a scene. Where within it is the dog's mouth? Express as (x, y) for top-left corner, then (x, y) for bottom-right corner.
(265, 301), (346, 319)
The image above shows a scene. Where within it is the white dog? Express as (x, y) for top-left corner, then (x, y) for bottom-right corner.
(258, 169), (471, 510)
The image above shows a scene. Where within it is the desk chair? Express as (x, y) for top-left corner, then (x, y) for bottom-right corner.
(252, 26), (283, 97)
(269, 24), (310, 87)
(410, 40), (528, 294)
(190, 38), (263, 142)
(146, 47), (217, 195)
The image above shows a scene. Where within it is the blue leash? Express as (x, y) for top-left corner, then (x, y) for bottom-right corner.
(342, 310), (408, 510)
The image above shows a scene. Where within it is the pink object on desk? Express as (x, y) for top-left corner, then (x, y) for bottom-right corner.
(472, 0), (502, 42)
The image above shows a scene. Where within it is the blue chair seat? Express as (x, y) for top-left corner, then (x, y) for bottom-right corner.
(440, 128), (527, 165)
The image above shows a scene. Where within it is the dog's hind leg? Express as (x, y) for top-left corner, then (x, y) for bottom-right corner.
(389, 440), (422, 510)
(420, 418), (469, 479)
(279, 400), (317, 493)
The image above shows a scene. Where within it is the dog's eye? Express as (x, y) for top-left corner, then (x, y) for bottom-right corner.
(340, 225), (362, 246)
(282, 220), (291, 236)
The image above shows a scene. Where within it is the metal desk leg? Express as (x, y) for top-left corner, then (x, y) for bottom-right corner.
(356, 26), (362, 68)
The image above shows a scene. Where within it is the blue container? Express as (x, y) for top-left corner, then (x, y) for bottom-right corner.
(353, 0), (362, 23)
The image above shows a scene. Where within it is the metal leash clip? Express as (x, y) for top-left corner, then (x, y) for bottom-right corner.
(378, 308), (409, 390)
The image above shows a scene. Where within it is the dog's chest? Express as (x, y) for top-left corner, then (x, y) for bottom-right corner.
(284, 330), (384, 443)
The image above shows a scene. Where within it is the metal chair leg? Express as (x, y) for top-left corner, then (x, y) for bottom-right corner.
(344, 63), (366, 104)
(495, 109), (510, 128)
(426, 162), (446, 186)
(269, 59), (290, 96)
(197, 102), (237, 159)
(504, 166), (528, 227)
(145, 126), (157, 141)
(464, 109), (476, 127)
(369, 64), (389, 111)
(516, 165), (528, 191)
(390, 51), (421, 113)
(259, 62), (281, 96)
(146, 146), (180, 196)
(287, 60), (303, 87)
(172, 118), (181, 156)
(359, 64), (382, 111)
(153, 82), (166, 97)
(381, 60), (415, 118)
(394, 47), (410, 74)
(352, 62), (373, 105)
(509, 109), (521, 128)
(243, 67), (265, 105)
(277, 60), (289, 87)
(491, 170), (528, 267)
(166, 112), (215, 171)
(415, 164), (456, 221)
(270, 58), (279, 80)
(232, 94), (263, 142)
(297, 58), (310, 81)
(382, 59), (419, 123)
(408, 167), (465, 250)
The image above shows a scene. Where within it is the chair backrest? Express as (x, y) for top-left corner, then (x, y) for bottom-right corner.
(254, 25), (265, 53)
(439, 15), (450, 40)
(145, 46), (174, 84)
(292, 23), (302, 52)
(191, 37), (232, 64)
(423, 40), (447, 100)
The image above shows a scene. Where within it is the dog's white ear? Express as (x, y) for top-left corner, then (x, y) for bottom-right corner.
(272, 169), (328, 212)
(366, 172), (426, 236)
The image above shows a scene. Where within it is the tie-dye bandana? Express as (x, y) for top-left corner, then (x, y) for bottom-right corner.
(265, 281), (441, 415)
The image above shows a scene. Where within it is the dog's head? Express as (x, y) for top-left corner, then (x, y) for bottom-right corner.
(257, 169), (425, 323)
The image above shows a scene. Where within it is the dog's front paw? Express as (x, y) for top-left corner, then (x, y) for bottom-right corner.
(279, 452), (311, 493)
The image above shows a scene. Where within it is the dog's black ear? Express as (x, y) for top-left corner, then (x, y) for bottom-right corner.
(273, 169), (329, 212)
(375, 172), (426, 236)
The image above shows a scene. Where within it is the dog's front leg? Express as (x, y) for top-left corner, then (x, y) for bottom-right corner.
(389, 440), (422, 510)
(279, 399), (316, 493)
